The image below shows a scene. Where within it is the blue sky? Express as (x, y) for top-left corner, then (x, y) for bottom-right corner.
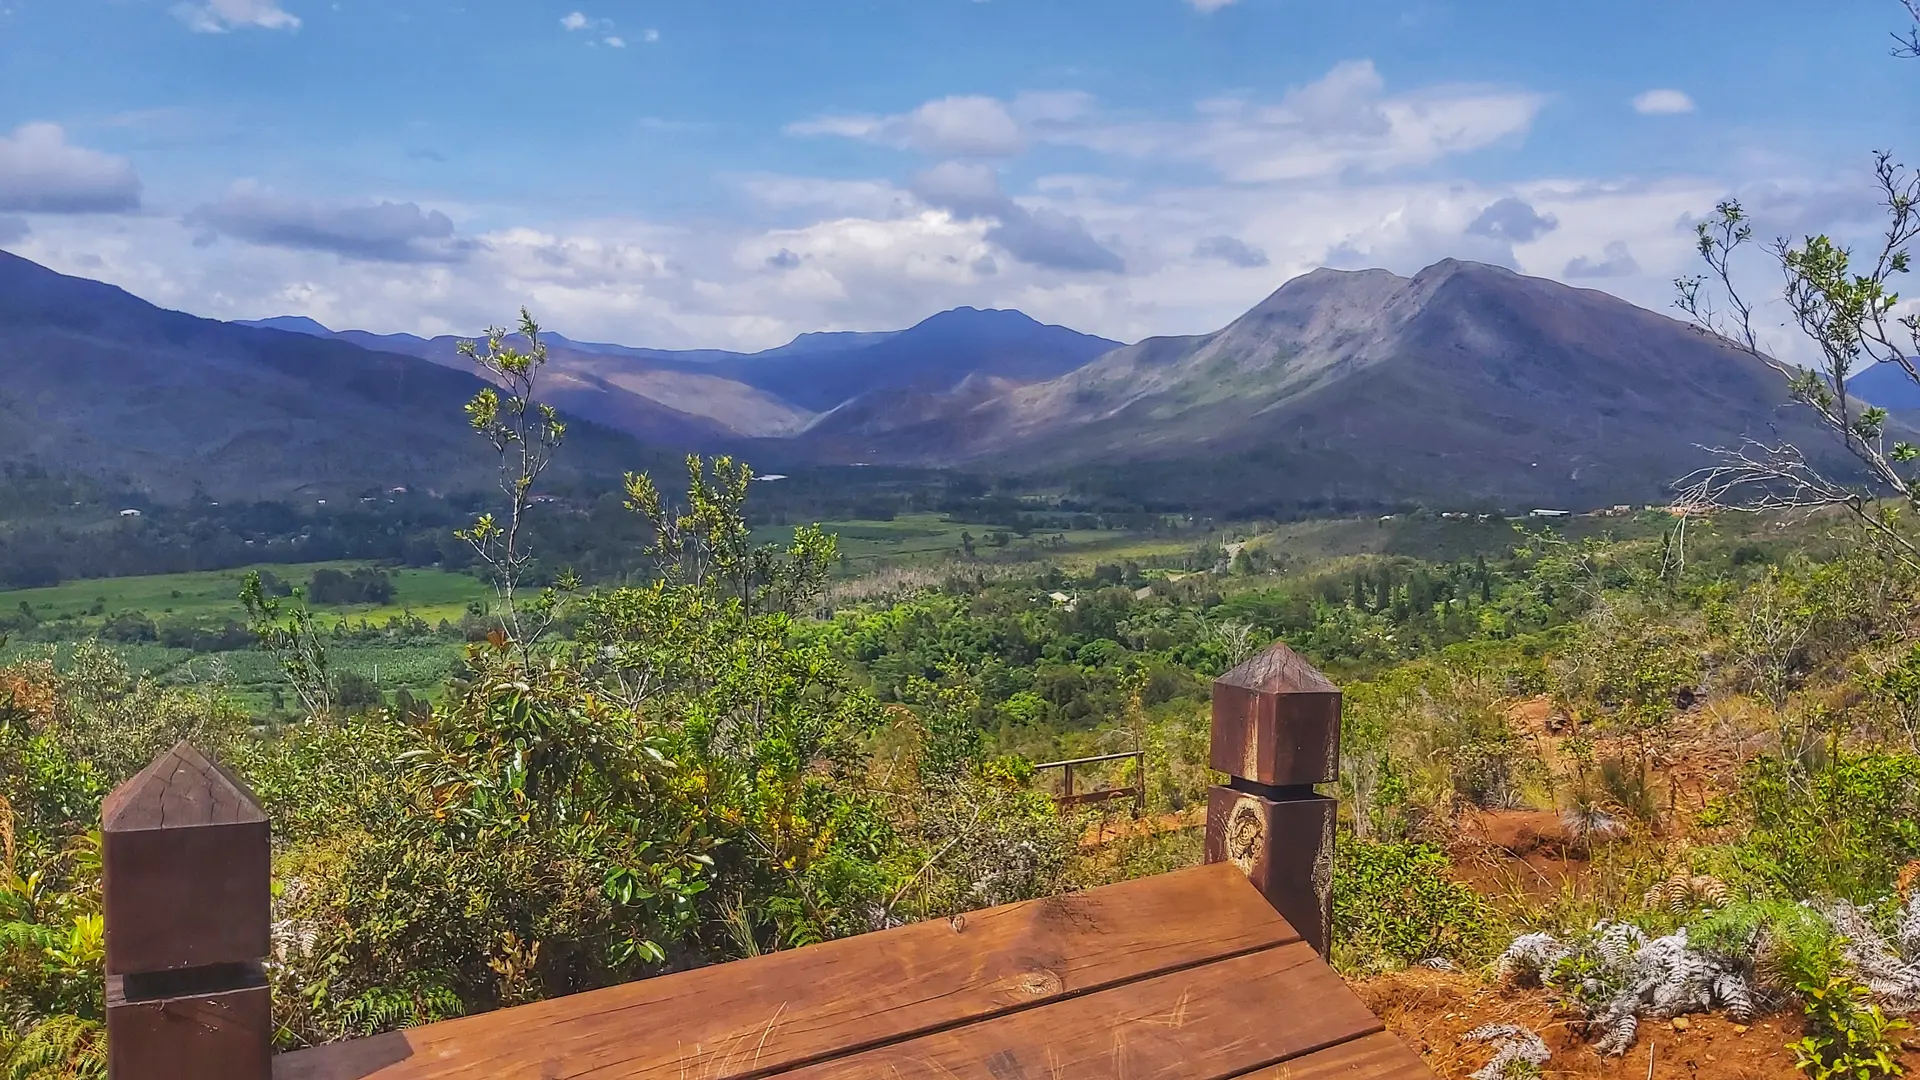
(0, 0), (1913, 349)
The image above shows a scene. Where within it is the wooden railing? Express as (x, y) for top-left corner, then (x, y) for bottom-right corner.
(97, 640), (1342, 1079)
(1033, 750), (1145, 811)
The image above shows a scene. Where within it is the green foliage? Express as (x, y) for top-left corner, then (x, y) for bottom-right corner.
(1789, 937), (1910, 1080)
(1331, 841), (1501, 974)
(1731, 750), (1920, 900)
(0, 1014), (104, 1080)
(306, 568), (395, 607)
(1554, 598), (1702, 731)
(242, 571), (334, 717)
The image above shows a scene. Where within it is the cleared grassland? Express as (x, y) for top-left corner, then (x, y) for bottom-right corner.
(1, 562), (491, 631)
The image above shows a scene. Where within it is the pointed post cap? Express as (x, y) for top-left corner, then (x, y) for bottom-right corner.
(103, 742), (270, 976)
(1211, 641), (1342, 787)
(103, 741), (267, 833)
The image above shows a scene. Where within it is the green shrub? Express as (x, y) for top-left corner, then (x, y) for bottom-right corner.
(1732, 750), (1920, 900)
(1331, 841), (1500, 974)
(1789, 938), (1909, 1080)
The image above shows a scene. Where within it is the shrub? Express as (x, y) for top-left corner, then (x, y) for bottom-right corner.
(1732, 750), (1920, 900)
(1331, 841), (1501, 974)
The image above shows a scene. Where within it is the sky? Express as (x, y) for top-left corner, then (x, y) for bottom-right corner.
(0, 0), (1914, 351)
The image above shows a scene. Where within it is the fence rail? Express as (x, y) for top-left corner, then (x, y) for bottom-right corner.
(1034, 750), (1146, 812)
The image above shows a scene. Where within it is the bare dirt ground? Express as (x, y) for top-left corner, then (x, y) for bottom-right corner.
(1366, 695), (1920, 1077)
(1359, 968), (1920, 1079)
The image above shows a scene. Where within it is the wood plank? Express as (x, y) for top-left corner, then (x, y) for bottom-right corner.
(1232, 1031), (1435, 1079)
(274, 863), (1299, 1080)
(779, 942), (1383, 1080)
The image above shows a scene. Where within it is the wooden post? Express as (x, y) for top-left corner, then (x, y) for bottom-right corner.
(102, 742), (272, 1080)
(1204, 642), (1340, 957)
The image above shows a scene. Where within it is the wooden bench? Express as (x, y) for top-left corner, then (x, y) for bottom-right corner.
(99, 643), (1437, 1079)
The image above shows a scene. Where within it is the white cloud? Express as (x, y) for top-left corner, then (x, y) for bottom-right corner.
(5, 162), (1841, 361)
(908, 161), (1125, 272)
(787, 92), (1092, 159)
(1065, 60), (1544, 182)
(1632, 89), (1695, 115)
(644, 28), (659, 42)
(795, 64), (1540, 184)
(1193, 234), (1268, 267)
(0, 123), (142, 213)
(791, 96), (1026, 157)
(560, 11), (589, 30)
(1465, 196), (1558, 243)
(183, 182), (475, 263)
(2, 66), (1859, 365)
(172, 0), (300, 32)
(1564, 240), (1641, 278)
(1187, 0), (1239, 10)
(604, 35), (626, 48)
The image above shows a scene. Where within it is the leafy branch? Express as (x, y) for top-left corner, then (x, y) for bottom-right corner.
(455, 309), (577, 671)
(1675, 150), (1920, 567)
(240, 571), (333, 718)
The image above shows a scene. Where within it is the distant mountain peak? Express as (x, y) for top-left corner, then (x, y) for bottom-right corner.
(239, 315), (335, 336)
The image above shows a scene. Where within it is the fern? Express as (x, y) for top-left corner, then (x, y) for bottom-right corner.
(2, 1015), (104, 1080)
(333, 982), (464, 1039)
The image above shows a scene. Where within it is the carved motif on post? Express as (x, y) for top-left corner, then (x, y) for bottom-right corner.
(102, 741), (272, 1080)
(1204, 642), (1340, 956)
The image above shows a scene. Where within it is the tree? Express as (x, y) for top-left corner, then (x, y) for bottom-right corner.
(455, 310), (575, 670)
(1676, 3), (1920, 564)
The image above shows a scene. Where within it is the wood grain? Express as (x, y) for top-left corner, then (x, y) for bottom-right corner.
(1237, 1031), (1434, 1079)
(274, 863), (1300, 1080)
(782, 942), (1383, 1080)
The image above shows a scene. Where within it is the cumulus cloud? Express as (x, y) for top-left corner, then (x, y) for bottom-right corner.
(1632, 89), (1695, 115)
(1465, 196), (1558, 243)
(184, 183), (476, 263)
(172, 0), (300, 32)
(765, 248), (801, 270)
(1188, 0), (1238, 9)
(910, 161), (1124, 272)
(1564, 240), (1640, 278)
(7, 167), (1790, 357)
(560, 11), (588, 30)
(0, 124), (142, 214)
(1193, 234), (1269, 267)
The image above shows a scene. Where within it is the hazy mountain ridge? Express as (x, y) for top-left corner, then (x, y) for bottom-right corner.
(241, 306), (1120, 441)
(17, 252), (1843, 508)
(2, 251), (669, 499)
(781, 259), (1845, 508)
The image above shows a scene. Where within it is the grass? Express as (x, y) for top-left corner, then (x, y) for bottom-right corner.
(756, 513), (1158, 570)
(0, 561), (492, 631)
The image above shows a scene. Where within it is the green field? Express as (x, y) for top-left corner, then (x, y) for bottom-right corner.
(0, 561), (492, 632)
(755, 513), (1156, 568)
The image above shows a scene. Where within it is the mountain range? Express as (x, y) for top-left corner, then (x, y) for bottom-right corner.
(239, 306), (1121, 445)
(0, 250), (669, 499)
(5, 248), (1844, 509)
